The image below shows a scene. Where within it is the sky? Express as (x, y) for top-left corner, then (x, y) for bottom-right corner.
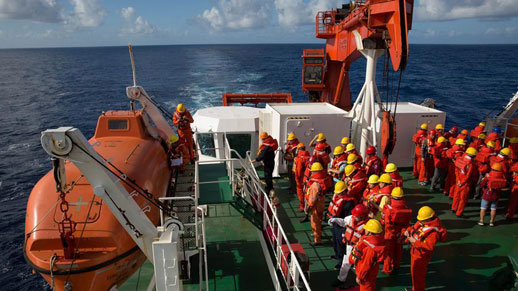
(0, 0), (517, 48)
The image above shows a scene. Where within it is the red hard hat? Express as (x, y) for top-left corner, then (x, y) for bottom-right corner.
(429, 129), (437, 136)
(315, 142), (326, 151)
(450, 126), (458, 132)
(351, 204), (369, 218)
(366, 146), (376, 155)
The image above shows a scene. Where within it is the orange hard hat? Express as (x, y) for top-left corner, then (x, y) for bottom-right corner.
(461, 129), (469, 135)
(260, 132), (268, 139)
(297, 143), (305, 149)
(491, 163), (503, 171)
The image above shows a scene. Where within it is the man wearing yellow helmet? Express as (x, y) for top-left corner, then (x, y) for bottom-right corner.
(343, 165), (368, 203)
(452, 147), (478, 217)
(444, 137), (467, 197)
(385, 163), (403, 188)
(167, 134), (189, 171)
(305, 162), (332, 245)
(173, 103), (195, 162)
(293, 144), (310, 211)
(284, 133), (300, 192)
(328, 146), (347, 183)
(403, 206), (447, 291)
(367, 174), (392, 218)
(488, 147), (511, 177)
(340, 137), (350, 149)
(429, 136), (449, 191)
(309, 132), (331, 154)
(362, 175), (380, 205)
(412, 123), (428, 179)
(470, 121), (486, 139)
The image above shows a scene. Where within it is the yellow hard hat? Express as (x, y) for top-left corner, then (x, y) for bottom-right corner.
(363, 219), (383, 234)
(316, 133), (326, 141)
(437, 136), (446, 144)
(435, 124), (444, 130)
(287, 133), (296, 141)
(310, 162), (324, 172)
(420, 123), (428, 130)
(177, 103), (186, 113)
(169, 134), (179, 144)
(500, 147), (511, 156)
(486, 140), (496, 148)
(417, 206), (435, 221)
(347, 153), (358, 164)
(466, 147), (478, 156)
(297, 143), (305, 149)
(455, 139), (466, 146)
(478, 133), (486, 140)
(335, 181), (347, 193)
(479, 121), (486, 127)
(391, 187), (404, 198)
(385, 163), (397, 173)
(344, 165), (356, 177)
(510, 137), (518, 144)
(341, 137), (350, 145)
(378, 173), (392, 184)
(333, 146), (344, 155)
(346, 143), (356, 152)
(367, 174), (379, 184)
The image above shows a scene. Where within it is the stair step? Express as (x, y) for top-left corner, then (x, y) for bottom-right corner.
(177, 176), (194, 184)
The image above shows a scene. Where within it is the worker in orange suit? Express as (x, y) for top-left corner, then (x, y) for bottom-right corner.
(506, 163), (518, 220)
(310, 132), (332, 154)
(508, 137), (518, 162)
(293, 143), (310, 211)
(470, 121), (486, 139)
(444, 126), (458, 146)
(168, 134), (189, 171)
(444, 138), (466, 197)
(363, 175), (379, 203)
(478, 163), (507, 226)
(430, 136), (449, 191)
(474, 140), (497, 199)
(350, 219), (386, 291)
(486, 127), (502, 151)
(412, 123), (428, 178)
(306, 162), (332, 246)
(434, 124), (444, 139)
(172, 103), (195, 162)
(345, 143), (363, 165)
(344, 165), (367, 203)
(364, 146), (382, 176)
(469, 133), (486, 150)
(452, 147), (478, 217)
(418, 129), (436, 185)
(382, 187), (412, 275)
(385, 163), (403, 188)
(403, 206), (447, 291)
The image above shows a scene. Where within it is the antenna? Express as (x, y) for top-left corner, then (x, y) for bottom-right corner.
(128, 44), (137, 87)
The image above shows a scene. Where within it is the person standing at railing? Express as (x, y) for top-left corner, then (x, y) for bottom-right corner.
(293, 143), (310, 212)
(173, 103), (195, 163)
(252, 132), (278, 193)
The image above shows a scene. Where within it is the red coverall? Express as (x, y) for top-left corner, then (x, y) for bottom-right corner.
(412, 129), (427, 178)
(346, 170), (368, 202)
(351, 234), (386, 291)
(389, 171), (404, 188)
(173, 110), (195, 160)
(507, 168), (518, 219)
(444, 145), (465, 197)
(382, 197), (410, 274)
(293, 150), (310, 210)
(452, 153), (476, 216)
(405, 218), (447, 291)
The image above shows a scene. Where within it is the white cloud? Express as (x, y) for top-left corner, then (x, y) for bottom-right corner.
(198, 0), (272, 31)
(274, 0), (340, 27)
(120, 7), (155, 35)
(485, 26), (518, 35)
(416, 0), (518, 21)
(0, 0), (62, 23)
(64, 0), (105, 28)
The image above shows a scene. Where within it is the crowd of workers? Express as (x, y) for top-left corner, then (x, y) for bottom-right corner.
(254, 120), (518, 291)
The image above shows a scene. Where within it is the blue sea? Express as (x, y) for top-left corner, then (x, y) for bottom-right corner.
(0, 44), (517, 290)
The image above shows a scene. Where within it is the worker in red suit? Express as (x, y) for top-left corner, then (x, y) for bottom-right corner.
(506, 163), (518, 220)
(313, 142), (331, 169)
(382, 187), (412, 275)
(310, 132), (332, 154)
(418, 129), (436, 185)
(344, 165), (368, 202)
(444, 126), (458, 146)
(330, 204), (370, 289)
(284, 132), (300, 192)
(470, 121), (486, 139)
(403, 206), (447, 291)
(350, 219), (386, 291)
(306, 162), (332, 246)
(474, 140), (497, 199)
(444, 138), (466, 197)
(345, 143), (363, 165)
(327, 181), (356, 263)
(430, 136), (449, 191)
(508, 137), (518, 162)
(172, 103), (195, 162)
(452, 147), (478, 217)
(478, 163), (508, 226)
(168, 134), (189, 171)
(469, 133), (486, 150)
(434, 124), (444, 138)
(363, 175), (379, 203)
(385, 163), (403, 188)
(486, 127), (503, 151)
(412, 123), (428, 178)
(364, 146), (382, 176)
(293, 143), (310, 211)
(346, 153), (363, 174)
(328, 146), (347, 183)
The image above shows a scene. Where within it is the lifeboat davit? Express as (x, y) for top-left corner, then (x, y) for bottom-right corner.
(24, 110), (171, 291)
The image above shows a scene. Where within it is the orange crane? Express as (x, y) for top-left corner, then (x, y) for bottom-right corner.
(302, 0), (414, 110)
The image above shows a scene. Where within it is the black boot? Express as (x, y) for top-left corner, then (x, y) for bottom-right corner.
(299, 215), (309, 223)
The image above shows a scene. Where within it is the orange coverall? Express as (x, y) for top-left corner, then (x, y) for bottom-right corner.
(382, 198), (410, 274)
(405, 218), (446, 291)
(307, 182), (325, 243)
(352, 234), (386, 291)
(412, 129), (427, 178)
(452, 154), (476, 216)
(293, 150), (310, 211)
(173, 110), (194, 160)
(444, 145), (465, 197)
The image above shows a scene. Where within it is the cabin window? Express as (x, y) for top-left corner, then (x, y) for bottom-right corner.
(226, 134), (251, 159)
(198, 133), (216, 157)
(108, 119), (129, 130)
(304, 57), (323, 64)
(304, 65), (323, 84)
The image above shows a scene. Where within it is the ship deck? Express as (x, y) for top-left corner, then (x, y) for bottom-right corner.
(121, 167), (518, 291)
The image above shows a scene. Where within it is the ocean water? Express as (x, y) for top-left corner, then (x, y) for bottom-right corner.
(0, 44), (517, 290)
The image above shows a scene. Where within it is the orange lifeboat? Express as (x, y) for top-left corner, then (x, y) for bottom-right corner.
(24, 110), (172, 291)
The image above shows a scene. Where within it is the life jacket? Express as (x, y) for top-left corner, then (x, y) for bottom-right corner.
(365, 186), (390, 212)
(381, 198), (412, 227)
(475, 147), (496, 174)
(318, 141), (332, 154)
(486, 133), (502, 151)
(364, 155), (381, 176)
(342, 217), (368, 245)
(350, 234), (385, 265)
(407, 218), (447, 244)
(489, 154), (509, 176)
(327, 193), (355, 218)
(470, 126), (485, 138)
(284, 139), (299, 161)
(260, 136), (279, 151)
(389, 171), (403, 188)
(173, 111), (192, 130)
(455, 153), (473, 174)
(330, 154), (347, 178)
(412, 129), (427, 145)
(293, 150), (310, 179)
(362, 185), (379, 203)
(481, 170), (507, 202)
(469, 139), (484, 150)
(346, 171), (368, 201)
(307, 171), (332, 194)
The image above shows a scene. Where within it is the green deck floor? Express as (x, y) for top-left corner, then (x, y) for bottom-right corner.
(198, 163), (234, 205)
(271, 170), (518, 291)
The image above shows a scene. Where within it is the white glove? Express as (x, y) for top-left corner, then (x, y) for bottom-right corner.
(328, 218), (336, 226)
